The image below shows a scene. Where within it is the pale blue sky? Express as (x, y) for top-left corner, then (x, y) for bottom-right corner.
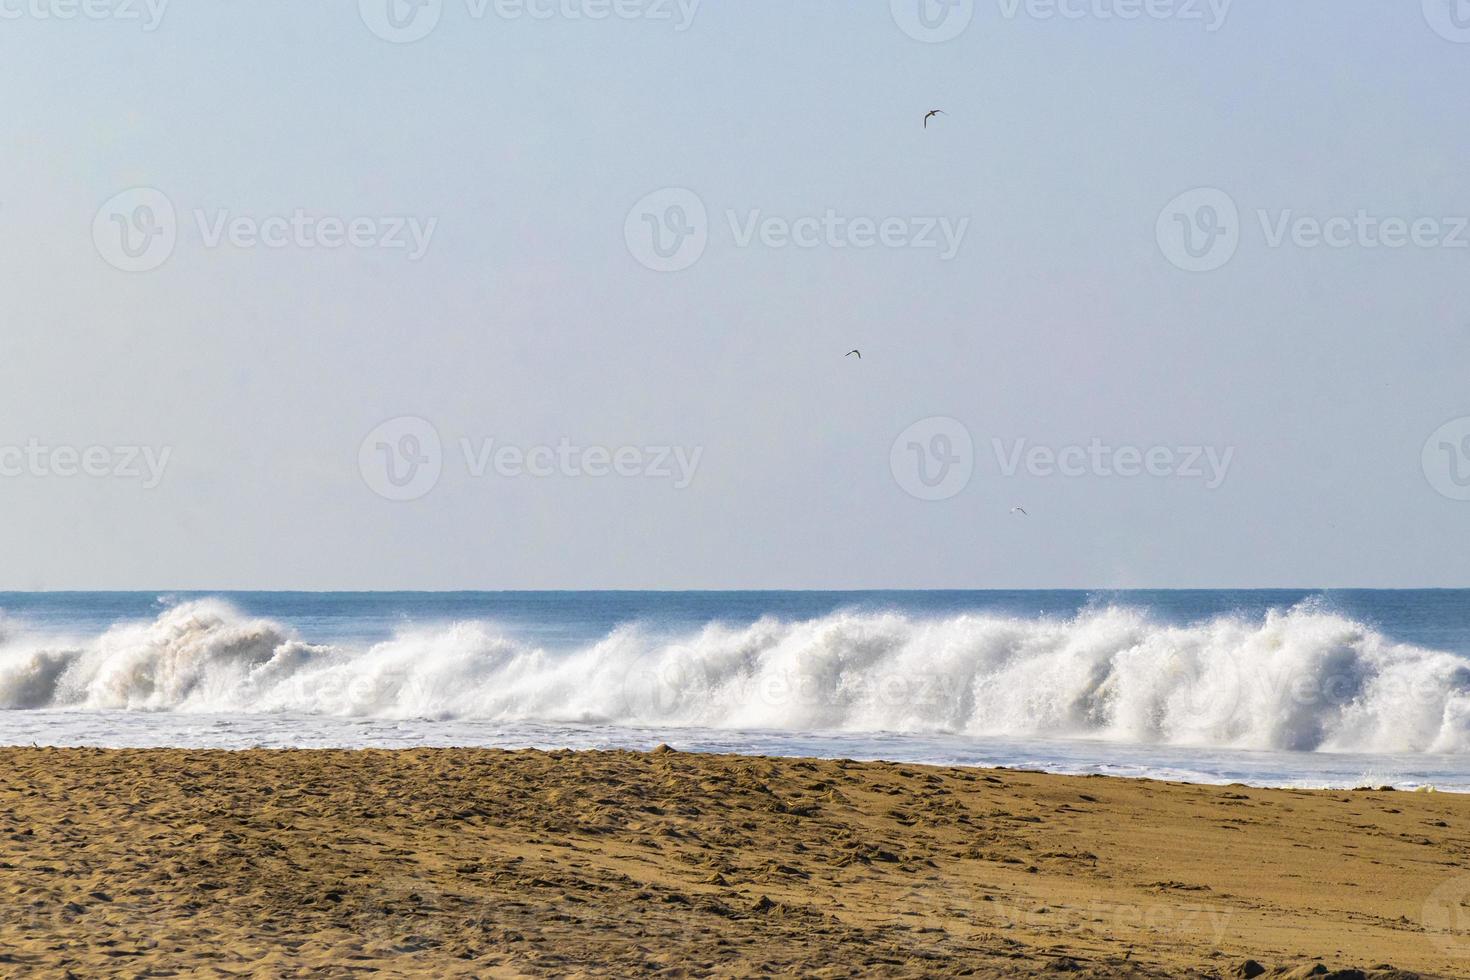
(1, 1), (1468, 588)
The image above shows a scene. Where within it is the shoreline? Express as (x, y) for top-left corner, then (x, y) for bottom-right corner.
(8, 714), (1468, 795)
(1, 746), (1463, 976)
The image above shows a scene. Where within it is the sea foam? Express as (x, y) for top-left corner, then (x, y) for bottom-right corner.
(2, 598), (1469, 754)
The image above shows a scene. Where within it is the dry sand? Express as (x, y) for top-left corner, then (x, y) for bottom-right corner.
(0, 747), (1466, 977)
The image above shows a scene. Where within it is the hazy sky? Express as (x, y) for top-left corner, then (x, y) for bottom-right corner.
(1, 0), (1468, 589)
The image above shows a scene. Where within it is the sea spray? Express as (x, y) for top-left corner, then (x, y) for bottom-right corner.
(2, 599), (1470, 755)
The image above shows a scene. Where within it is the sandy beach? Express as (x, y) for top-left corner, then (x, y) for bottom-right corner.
(0, 747), (1463, 977)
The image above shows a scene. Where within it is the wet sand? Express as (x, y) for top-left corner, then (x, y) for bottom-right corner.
(0, 747), (1464, 977)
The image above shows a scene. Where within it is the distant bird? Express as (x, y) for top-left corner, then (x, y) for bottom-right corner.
(1010, 507), (1028, 517)
(845, 349), (862, 359)
(923, 109), (944, 128)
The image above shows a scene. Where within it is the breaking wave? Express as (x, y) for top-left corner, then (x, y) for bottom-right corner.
(2, 599), (1470, 754)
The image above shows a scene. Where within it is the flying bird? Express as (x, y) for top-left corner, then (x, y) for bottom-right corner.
(923, 109), (944, 128)
(1010, 507), (1029, 517)
(845, 349), (862, 359)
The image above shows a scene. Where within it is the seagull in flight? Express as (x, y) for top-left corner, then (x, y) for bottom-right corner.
(923, 109), (944, 129)
(1010, 507), (1029, 517)
(845, 349), (862, 359)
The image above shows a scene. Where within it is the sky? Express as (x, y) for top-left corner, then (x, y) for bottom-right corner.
(1, 0), (1468, 590)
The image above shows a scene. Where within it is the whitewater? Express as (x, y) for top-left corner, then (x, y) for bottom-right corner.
(3, 592), (1469, 790)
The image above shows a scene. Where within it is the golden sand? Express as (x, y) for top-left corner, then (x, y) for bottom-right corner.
(0, 747), (1464, 977)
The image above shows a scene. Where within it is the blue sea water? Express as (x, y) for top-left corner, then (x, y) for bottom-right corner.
(1, 590), (1468, 790)
(4, 588), (1469, 650)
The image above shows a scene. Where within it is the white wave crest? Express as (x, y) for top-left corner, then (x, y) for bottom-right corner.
(2, 599), (1469, 754)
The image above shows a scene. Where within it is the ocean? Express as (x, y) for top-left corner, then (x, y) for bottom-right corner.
(2, 589), (1469, 791)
